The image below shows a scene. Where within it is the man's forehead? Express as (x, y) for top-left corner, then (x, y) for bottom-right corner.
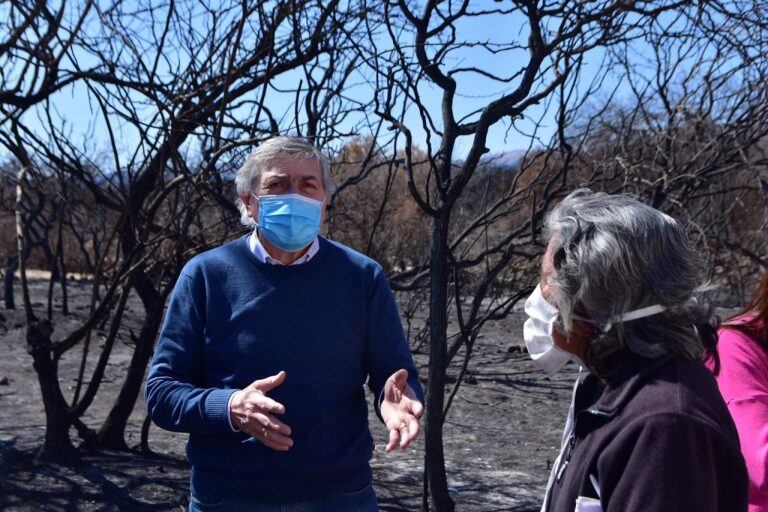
(261, 158), (322, 177)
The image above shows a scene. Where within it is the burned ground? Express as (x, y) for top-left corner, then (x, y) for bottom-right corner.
(0, 278), (577, 511)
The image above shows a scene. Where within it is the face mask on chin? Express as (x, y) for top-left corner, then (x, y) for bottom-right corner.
(523, 285), (584, 376)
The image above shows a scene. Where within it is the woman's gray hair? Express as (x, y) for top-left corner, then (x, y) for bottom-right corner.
(235, 136), (335, 226)
(543, 189), (717, 377)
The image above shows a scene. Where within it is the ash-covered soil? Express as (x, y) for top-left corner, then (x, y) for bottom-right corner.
(0, 277), (578, 511)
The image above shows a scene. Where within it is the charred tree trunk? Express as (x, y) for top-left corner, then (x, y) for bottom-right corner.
(97, 272), (164, 450)
(4, 255), (17, 310)
(16, 166), (76, 460)
(57, 213), (69, 315)
(139, 414), (153, 456)
(40, 239), (59, 282)
(96, 333), (157, 449)
(26, 319), (77, 460)
(423, 213), (454, 512)
(60, 266), (69, 316)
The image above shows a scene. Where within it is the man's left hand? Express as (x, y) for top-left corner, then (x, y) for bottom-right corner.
(380, 369), (424, 452)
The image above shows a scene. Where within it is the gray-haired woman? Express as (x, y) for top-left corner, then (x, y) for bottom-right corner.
(525, 189), (748, 512)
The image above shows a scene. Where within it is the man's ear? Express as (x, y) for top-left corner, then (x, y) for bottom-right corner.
(242, 194), (258, 221)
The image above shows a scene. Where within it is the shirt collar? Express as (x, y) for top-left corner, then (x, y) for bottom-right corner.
(249, 230), (319, 266)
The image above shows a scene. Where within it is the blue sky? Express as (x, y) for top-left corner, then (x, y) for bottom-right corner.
(6, 1), (737, 167)
(8, 3), (589, 162)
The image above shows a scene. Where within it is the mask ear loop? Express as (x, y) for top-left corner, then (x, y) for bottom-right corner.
(249, 193), (261, 225)
(590, 298), (698, 338)
(600, 305), (667, 334)
(615, 304), (666, 322)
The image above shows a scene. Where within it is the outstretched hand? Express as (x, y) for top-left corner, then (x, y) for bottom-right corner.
(380, 369), (424, 452)
(230, 371), (293, 451)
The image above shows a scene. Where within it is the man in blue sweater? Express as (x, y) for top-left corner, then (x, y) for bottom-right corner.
(145, 136), (424, 511)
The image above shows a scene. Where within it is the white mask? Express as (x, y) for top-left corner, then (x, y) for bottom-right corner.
(523, 284), (670, 376)
(523, 284), (581, 376)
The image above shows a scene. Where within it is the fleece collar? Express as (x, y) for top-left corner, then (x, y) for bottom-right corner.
(582, 354), (676, 418)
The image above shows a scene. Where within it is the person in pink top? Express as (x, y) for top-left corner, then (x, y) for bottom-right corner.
(708, 272), (768, 512)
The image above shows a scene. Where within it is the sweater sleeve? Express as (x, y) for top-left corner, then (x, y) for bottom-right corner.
(716, 328), (768, 501)
(364, 265), (424, 422)
(597, 413), (747, 512)
(145, 269), (237, 434)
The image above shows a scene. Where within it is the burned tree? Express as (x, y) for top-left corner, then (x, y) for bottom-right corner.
(358, 1), (768, 509)
(2, 0), (374, 457)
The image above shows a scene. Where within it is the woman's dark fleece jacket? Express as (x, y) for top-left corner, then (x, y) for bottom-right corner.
(544, 354), (748, 512)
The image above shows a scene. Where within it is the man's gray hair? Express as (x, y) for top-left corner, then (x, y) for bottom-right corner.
(235, 136), (335, 226)
(543, 189), (716, 377)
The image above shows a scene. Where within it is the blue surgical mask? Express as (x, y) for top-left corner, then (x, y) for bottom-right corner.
(254, 193), (323, 253)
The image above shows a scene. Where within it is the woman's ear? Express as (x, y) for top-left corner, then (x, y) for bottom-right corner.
(571, 317), (596, 343)
(556, 315), (594, 360)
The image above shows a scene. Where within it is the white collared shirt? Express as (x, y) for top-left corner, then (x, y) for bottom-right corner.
(248, 230), (319, 265)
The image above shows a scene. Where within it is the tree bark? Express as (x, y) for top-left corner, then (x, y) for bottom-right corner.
(139, 414), (153, 456)
(27, 319), (77, 460)
(423, 213), (455, 512)
(57, 214), (69, 315)
(97, 277), (164, 450)
(96, 339), (155, 449)
(4, 255), (16, 310)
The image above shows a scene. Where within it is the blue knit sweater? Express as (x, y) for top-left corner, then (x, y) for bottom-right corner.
(145, 235), (423, 502)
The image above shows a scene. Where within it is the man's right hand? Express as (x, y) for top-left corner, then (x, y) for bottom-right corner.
(229, 370), (293, 451)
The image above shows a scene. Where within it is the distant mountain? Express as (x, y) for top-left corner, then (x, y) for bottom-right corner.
(479, 149), (527, 170)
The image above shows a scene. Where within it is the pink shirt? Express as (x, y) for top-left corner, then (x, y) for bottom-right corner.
(708, 321), (768, 512)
